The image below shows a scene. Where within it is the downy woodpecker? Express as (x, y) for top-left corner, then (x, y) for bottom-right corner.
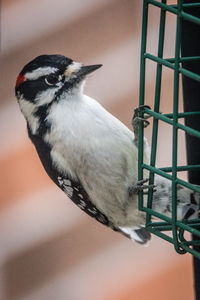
(15, 54), (199, 244)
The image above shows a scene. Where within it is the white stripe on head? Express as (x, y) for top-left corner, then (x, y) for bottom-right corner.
(25, 67), (58, 80)
(64, 62), (82, 78)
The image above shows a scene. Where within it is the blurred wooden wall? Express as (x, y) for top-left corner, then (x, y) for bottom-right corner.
(1, 0), (194, 299)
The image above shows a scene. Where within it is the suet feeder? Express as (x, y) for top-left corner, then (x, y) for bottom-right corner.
(138, 0), (200, 259)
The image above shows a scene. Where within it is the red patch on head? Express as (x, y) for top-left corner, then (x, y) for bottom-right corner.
(16, 74), (26, 88)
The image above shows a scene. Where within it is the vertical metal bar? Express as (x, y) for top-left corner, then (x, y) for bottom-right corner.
(147, 0), (166, 224)
(171, 0), (182, 254)
(138, 0), (149, 210)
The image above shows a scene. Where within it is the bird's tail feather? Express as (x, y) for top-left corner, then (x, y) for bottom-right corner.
(118, 226), (151, 244)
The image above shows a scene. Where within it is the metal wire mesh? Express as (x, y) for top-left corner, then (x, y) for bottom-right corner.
(138, 0), (200, 258)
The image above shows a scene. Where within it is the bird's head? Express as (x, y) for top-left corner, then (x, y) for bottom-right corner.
(15, 54), (102, 118)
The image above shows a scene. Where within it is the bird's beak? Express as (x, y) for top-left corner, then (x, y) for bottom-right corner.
(64, 62), (102, 81)
(76, 64), (102, 77)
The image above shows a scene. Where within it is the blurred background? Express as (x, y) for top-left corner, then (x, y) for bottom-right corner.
(1, 0), (194, 299)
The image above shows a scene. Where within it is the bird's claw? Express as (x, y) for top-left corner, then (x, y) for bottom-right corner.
(128, 178), (156, 195)
(132, 117), (150, 128)
(132, 105), (151, 139)
(132, 104), (151, 120)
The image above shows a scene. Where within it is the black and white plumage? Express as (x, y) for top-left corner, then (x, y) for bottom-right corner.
(15, 54), (199, 244)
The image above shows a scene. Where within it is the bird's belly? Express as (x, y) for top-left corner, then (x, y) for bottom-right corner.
(47, 129), (146, 227)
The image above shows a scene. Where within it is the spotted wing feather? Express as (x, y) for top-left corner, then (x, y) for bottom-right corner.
(57, 175), (117, 229)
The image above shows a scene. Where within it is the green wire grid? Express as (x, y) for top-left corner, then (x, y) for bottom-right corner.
(138, 0), (200, 258)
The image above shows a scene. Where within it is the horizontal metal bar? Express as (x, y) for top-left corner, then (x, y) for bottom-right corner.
(160, 165), (200, 172)
(149, 224), (172, 231)
(145, 55), (200, 82)
(144, 53), (175, 69)
(167, 56), (200, 63)
(146, 219), (200, 240)
(178, 122), (200, 136)
(186, 220), (200, 226)
(177, 221), (200, 238)
(142, 163), (200, 193)
(164, 112), (200, 118)
(150, 225), (200, 237)
(145, 109), (173, 124)
(147, 221), (170, 227)
(143, 163), (172, 180)
(147, 221), (200, 236)
(149, 219), (200, 227)
(181, 11), (200, 26)
(179, 67), (200, 82)
(145, 108), (200, 137)
(181, 240), (200, 247)
(171, 3), (200, 8)
(175, 178), (200, 194)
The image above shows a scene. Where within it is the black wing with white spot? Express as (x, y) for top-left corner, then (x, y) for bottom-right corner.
(57, 175), (117, 230)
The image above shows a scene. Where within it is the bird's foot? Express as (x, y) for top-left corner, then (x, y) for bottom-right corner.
(132, 105), (151, 139)
(128, 178), (156, 195)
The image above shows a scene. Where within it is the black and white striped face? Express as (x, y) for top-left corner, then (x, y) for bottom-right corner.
(16, 55), (81, 107)
(15, 54), (102, 116)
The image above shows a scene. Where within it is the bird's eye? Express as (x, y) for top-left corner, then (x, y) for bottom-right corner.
(45, 74), (60, 86)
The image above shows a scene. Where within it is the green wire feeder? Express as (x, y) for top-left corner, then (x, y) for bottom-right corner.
(138, 0), (200, 258)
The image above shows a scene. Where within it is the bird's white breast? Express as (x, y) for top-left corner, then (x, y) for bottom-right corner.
(45, 92), (137, 174)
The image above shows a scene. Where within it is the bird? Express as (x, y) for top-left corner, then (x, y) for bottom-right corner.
(15, 54), (199, 244)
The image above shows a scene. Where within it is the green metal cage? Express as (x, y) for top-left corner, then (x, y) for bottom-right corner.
(138, 0), (200, 258)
